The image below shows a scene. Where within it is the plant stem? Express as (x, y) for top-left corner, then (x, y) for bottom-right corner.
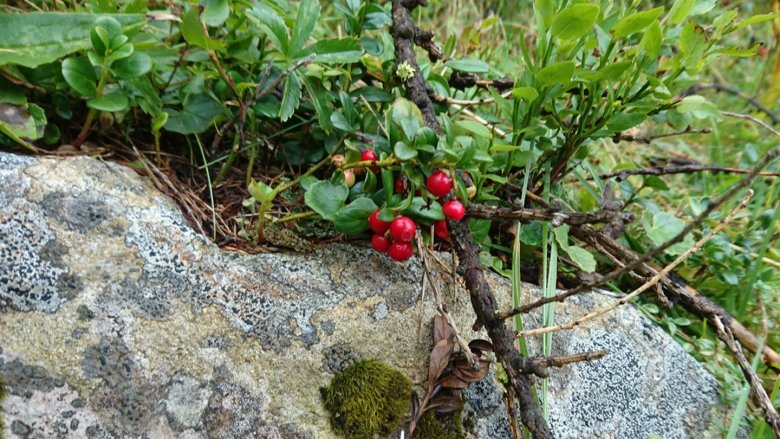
(73, 58), (111, 148)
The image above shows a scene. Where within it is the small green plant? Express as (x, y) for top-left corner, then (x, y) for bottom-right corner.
(320, 359), (412, 439)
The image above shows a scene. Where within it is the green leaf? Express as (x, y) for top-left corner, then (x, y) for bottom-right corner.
(111, 52), (151, 79)
(534, 0), (555, 31)
(181, 6), (224, 50)
(606, 112), (647, 131)
(394, 141), (418, 160)
(298, 38), (363, 63)
(62, 57), (97, 97)
(304, 180), (349, 221)
(643, 211), (695, 256)
(445, 58), (490, 73)
(640, 20), (663, 60)
(554, 225), (596, 273)
(90, 16), (123, 56)
(164, 93), (223, 134)
(667, 0), (695, 25)
(203, 0), (230, 27)
(401, 197), (444, 223)
(512, 86), (539, 102)
(248, 180), (274, 207)
(456, 120), (492, 139)
(250, 2), (290, 56)
(291, 0), (320, 55)
(734, 13), (780, 30)
(612, 7), (664, 38)
(392, 98), (423, 140)
(334, 197), (378, 235)
(301, 75), (333, 132)
(0, 13), (143, 68)
(279, 72), (302, 122)
(87, 92), (129, 112)
(552, 4), (600, 40)
(580, 61), (631, 82)
(535, 61), (575, 88)
(677, 95), (722, 121)
(678, 22), (707, 73)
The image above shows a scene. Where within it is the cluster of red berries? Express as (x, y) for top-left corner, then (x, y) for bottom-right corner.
(370, 168), (468, 262)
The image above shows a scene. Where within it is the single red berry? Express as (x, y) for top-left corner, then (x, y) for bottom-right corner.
(759, 46), (769, 57)
(361, 148), (379, 172)
(388, 241), (414, 261)
(371, 234), (390, 253)
(369, 209), (391, 234)
(434, 220), (449, 239)
(390, 216), (416, 242)
(426, 170), (453, 198)
(394, 177), (405, 194)
(443, 200), (466, 221)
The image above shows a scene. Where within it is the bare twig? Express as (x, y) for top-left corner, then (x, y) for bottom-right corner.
(597, 164), (780, 180)
(515, 191), (752, 339)
(468, 204), (635, 227)
(722, 111), (780, 137)
(683, 83), (780, 125)
(713, 317), (780, 436)
(416, 233), (479, 370)
(612, 127), (712, 144)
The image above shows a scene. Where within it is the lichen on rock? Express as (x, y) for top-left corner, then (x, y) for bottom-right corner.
(320, 359), (412, 439)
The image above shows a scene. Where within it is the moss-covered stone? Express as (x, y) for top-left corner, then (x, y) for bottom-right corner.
(320, 359), (411, 439)
(414, 408), (464, 439)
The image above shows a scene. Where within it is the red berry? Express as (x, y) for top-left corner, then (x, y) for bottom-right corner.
(388, 241), (414, 261)
(443, 200), (466, 221)
(361, 148), (379, 172)
(426, 170), (453, 198)
(394, 177), (405, 194)
(759, 47), (769, 57)
(434, 220), (449, 239)
(390, 216), (416, 242)
(371, 234), (390, 253)
(369, 210), (391, 234)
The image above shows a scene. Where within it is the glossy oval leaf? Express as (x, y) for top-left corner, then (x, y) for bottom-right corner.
(333, 197), (378, 235)
(87, 92), (129, 112)
(62, 57), (97, 97)
(304, 180), (349, 221)
(535, 61), (575, 88)
(111, 52), (152, 79)
(612, 7), (664, 38)
(445, 58), (490, 73)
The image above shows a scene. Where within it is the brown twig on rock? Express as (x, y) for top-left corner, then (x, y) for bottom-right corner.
(516, 191), (752, 339)
(468, 204), (635, 227)
(391, 1), (551, 436)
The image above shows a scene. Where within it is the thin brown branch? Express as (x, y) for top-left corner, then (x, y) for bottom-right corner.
(597, 164), (780, 180)
(468, 204), (635, 227)
(516, 191), (752, 339)
(713, 317), (780, 436)
(529, 350), (608, 370)
(612, 127), (712, 144)
(722, 111), (780, 137)
(683, 83), (780, 125)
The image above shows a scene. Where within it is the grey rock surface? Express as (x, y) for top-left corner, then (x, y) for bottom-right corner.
(0, 152), (725, 438)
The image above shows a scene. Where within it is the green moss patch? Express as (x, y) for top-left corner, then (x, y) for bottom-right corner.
(320, 359), (412, 439)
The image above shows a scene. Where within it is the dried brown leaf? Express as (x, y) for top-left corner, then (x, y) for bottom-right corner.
(468, 339), (494, 355)
(438, 373), (470, 389)
(428, 338), (454, 385)
(433, 315), (453, 344)
(428, 394), (464, 414)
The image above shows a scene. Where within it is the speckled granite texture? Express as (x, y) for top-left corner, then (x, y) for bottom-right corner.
(0, 152), (725, 438)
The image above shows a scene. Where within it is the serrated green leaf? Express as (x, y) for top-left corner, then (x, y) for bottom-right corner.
(304, 180), (349, 221)
(612, 7), (664, 38)
(279, 72), (302, 122)
(334, 197), (378, 235)
(62, 57), (97, 97)
(552, 4), (600, 40)
(291, 0), (320, 54)
(87, 92), (129, 112)
(249, 3), (290, 56)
